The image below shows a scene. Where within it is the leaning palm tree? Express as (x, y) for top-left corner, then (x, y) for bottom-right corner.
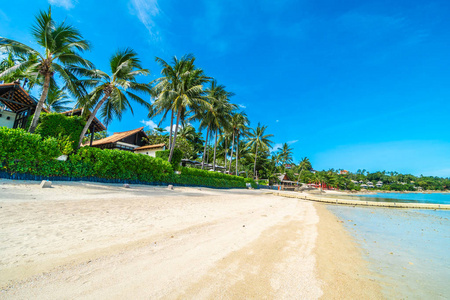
(75, 48), (151, 147)
(0, 7), (92, 132)
(246, 123), (274, 179)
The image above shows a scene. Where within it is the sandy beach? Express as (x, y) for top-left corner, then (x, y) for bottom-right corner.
(0, 179), (381, 299)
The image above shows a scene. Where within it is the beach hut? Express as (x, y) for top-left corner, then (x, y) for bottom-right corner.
(0, 83), (47, 129)
(86, 127), (148, 151)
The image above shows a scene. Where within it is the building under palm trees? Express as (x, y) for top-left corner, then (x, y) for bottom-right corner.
(0, 83), (44, 129)
(61, 108), (106, 146)
(85, 127), (165, 157)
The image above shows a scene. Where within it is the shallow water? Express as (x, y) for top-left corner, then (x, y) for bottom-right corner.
(327, 205), (450, 299)
(323, 191), (450, 205)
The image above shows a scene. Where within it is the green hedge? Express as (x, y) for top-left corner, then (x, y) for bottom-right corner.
(0, 127), (61, 174)
(156, 149), (183, 170)
(0, 128), (257, 189)
(35, 113), (85, 154)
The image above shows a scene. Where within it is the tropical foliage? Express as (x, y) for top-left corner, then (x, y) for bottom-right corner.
(0, 7), (92, 133)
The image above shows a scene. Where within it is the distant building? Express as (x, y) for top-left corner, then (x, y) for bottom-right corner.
(376, 181), (383, 188)
(340, 170), (349, 175)
(134, 143), (166, 157)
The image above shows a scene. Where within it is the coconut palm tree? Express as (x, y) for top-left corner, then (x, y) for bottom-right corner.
(0, 7), (92, 133)
(191, 80), (233, 169)
(75, 48), (151, 147)
(228, 112), (249, 175)
(246, 123), (273, 179)
(278, 142), (293, 172)
(44, 87), (72, 112)
(296, 157), (311, 183)
(152, 54), (210, 162)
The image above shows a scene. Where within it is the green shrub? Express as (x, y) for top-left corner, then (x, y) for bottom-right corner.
(0, 128), (255, 189)
(35, 113), (85, 154)
(156, 149), (183, 170)
(0, 127), (61, 174)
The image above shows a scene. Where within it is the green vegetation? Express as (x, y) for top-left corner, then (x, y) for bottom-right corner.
(155, 149), (183, 170)
(0, 128), (256, 189)
(0, 7), (93, 133)
(1, 7), (447, 192)
(35, 113), (85, 155)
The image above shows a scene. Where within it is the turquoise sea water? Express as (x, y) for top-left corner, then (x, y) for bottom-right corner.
(358, 192), (450, 205)
(327, 193), (450, 299)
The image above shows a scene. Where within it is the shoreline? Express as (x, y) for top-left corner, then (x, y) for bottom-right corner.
(314, 203), (383, 299)
(0, 179), (384, 298)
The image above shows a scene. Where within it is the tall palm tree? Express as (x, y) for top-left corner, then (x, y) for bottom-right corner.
(0, 7), (92, 133)
(296, 157), (311, 183)
(76, 48), (151, 147)
(246, 123), (273, 179)
(228, 112), (249, 174)
(191, 80), (232, 169)
(152, 54), (210, 162)
(278, 142), (293, 172)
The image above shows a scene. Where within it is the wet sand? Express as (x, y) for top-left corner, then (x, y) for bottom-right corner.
(0, 179), (382, 299)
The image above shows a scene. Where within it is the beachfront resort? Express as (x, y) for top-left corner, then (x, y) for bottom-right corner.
(1, 4), (449, 299)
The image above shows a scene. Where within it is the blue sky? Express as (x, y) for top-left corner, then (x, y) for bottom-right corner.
(1, 0), (449, 176)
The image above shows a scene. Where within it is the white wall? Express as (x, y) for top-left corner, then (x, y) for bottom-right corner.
(134, 148), (164, 157)
(0, 110), (16, 128)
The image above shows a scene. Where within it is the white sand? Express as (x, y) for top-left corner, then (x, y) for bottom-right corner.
(0, 180), (323, 299)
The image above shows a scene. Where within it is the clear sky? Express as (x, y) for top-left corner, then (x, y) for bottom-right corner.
(1, 0), (449, 176)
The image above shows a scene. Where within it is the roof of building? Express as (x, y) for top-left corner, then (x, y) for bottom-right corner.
(278, 174), (289, 182)
(88, 127), (147, 147)
(0, 83), (48, 113)
(60, 108), (106, 132)
(134, 143), (165, 151)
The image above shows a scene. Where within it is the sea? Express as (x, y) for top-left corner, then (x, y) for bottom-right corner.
(327, 193), (450, 300)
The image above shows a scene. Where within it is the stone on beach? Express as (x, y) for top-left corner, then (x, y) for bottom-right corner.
(40, 180), (52, 188)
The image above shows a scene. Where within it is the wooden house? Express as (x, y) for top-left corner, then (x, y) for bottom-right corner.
(87, 127), (148, 151)
(0, 83), (46, 129)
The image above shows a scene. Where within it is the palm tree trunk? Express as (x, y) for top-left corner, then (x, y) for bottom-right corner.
(78, 94), (109, 148)
(224, 137), (228, 170)
(28, 73), (51, 133)
(201, 125), (210, 170)
(229, 131), (235, 174)
(168, 109), (181, 163)
(213, 131), (218, 171)
(253, 145), (258, 180)
(235, 133), (239, 176)
(168, 110), (174, 149)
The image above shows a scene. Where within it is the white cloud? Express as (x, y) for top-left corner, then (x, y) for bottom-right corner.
(48, 0), (75, 10)
(238, 104), (246, 109)
(287, 140), (299, 145)
(271, 143), (283, 151)
(164, 124), (183, 132)
(140, 119), (158, 130)
(129, 0), (160, 35)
